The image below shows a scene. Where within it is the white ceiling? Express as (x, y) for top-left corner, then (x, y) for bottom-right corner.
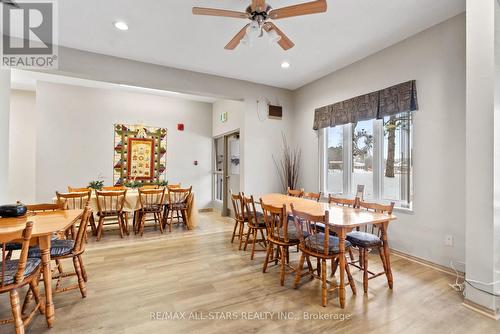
(54, 0), (465, 90)
(10, 69), (219, 103)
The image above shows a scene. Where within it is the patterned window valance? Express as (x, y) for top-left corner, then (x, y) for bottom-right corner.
(313, 80), (418, 130)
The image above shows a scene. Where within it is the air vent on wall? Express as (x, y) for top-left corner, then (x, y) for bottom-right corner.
(268, 105), (283, 120)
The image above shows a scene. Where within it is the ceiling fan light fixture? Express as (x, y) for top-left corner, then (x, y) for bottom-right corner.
(241, 33), (252, 47)
(267, 29), (281, 44)
(247, 21), (262, 38)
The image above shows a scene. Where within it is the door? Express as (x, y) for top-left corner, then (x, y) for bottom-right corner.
(212, 131), (240, 216)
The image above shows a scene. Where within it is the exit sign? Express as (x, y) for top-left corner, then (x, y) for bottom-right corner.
(220, 111), (228, 123)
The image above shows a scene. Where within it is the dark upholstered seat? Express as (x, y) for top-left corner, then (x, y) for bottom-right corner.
(0, 258), (41, 285)
(3, 242), (22, 251)
(28, 239), (74, 258)
(346, 231), (381, 247)
(304, 233), (352, 255)
(2, 233), (58, 252)
(247, 211), (267, 227)
(97, 211), (123, 217)
(167, 203), (188, 211)
(277, 222), (309, 242)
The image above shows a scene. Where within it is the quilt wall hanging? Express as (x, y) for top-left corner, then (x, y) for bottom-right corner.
(113, 124), (167, 185)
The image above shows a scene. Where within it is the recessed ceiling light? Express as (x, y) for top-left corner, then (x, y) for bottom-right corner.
(113, 21), (129, 31)
(281, 61), (290, 69)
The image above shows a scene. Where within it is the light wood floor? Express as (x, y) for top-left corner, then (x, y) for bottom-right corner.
(1, 212), (499, 334)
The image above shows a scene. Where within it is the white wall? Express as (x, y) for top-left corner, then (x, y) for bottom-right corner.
(293, 14), (466, 269)
(464, 0), (498, 311)
(9, 90), (36, 203)
(33, 81), (213, 208)
(0, 70), (10, 204)
(212, 100), (243, 137)
(48, 47), (295, 198)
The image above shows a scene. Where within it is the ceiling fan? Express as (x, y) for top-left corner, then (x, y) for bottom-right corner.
(0, 0), (19, 8)
(192, 0), (327, 51)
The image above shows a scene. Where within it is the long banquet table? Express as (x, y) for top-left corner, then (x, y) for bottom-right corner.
(0, 209), (83, 328)
(53, 189), (198, 230)
(260, 193), (397, 308)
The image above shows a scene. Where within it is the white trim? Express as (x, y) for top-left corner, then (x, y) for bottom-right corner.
(319, 113), (413, 209)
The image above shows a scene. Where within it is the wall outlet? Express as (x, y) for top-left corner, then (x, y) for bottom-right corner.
(445, 235), (454, 247)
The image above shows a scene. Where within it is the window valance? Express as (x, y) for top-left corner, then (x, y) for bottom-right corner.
(313, 80), (418, 130)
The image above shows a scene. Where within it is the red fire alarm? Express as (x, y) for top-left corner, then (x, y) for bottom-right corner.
(177, 124), (184, 131)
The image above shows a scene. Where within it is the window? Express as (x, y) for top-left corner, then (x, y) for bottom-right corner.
(322, 111), (413, 209)
(382, 113), (412, 205)
(326, 126), (343, 195)
(352, 120), (374, 199)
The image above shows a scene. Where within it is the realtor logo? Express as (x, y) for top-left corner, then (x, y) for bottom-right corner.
(1, 0), (58, 69)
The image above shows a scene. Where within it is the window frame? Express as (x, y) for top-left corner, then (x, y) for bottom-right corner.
(320, 112), (413, 210)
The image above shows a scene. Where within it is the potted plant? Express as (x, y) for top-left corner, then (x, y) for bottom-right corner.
(88, 180), (104, 190)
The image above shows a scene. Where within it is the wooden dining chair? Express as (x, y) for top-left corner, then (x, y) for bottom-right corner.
(327, 195), (359, 268)
(27, 206), (92, 299)
(137, 188), (166, 236)
(242, 194), (267, 260)
(140, 184), (159, 190)
(229, 192), (246, 249)
(56, 190), (97, 237)
(346, 200), (395, 293)
(0, 221), (44, 334)
(164, 186), (192, 232)
(287, 187), (304, 198)
(303, 191), (321, 202)
(260, 199), (301, 286)
(291, 205), (356, 307)
(26, 203), (64, 212)
(95, 190), (128, 241)
(161, 183), (182, 224)
(68, 186), (90, 193)
(328, 195), (358, 207)
(102, 185), (126, 191)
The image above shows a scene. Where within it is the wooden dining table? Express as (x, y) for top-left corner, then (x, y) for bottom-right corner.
(52, 190), (199, 230)
(0, 209), (83, 328)
(260, 193), (397, 308)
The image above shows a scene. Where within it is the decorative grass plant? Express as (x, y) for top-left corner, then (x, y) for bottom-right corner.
(273, 133), (301, 193)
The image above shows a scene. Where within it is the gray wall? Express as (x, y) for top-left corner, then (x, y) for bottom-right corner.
(292, 14), (466, 269)
(34, 82), (213, 207)
(49, 47), (295, 200)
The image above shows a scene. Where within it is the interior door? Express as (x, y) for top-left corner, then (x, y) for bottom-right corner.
(225, 133), (240, 216)
(213, 132), (240, 217)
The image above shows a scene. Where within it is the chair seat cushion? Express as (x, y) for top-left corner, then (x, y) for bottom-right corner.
(142, 205), (163, 212)
(304, 233), (351, 255)
(276, 223), (309, 243)
(0, 258), (41, 285)
(312, 223), (338, 236)
(28, 239), (75, 258)
(346, 231), (382, 247)
(168, 203), (188, 210)
(97, 211), (121, 217)
(247, 211), (267, 228)
(3, 242), (22, 251)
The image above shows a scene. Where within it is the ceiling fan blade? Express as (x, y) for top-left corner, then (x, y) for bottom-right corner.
(192, 7), (249, 19)
(0, 0), (20, 8)
(251, 0), (266, 12)
(225, 24), (250, 50)
(269, 0), (327, 20)
(264, 23), (295, 50)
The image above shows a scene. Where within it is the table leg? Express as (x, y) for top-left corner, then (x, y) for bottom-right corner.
(337, 228), (346, 308)
(39, 235), (55, 328)
(380, 221), (393, 289)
